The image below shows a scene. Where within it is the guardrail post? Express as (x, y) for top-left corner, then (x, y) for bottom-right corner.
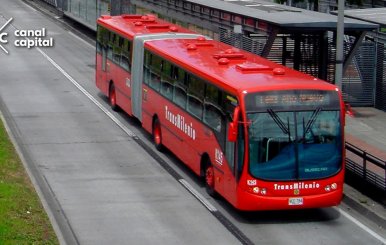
(363, 151), (367, 181)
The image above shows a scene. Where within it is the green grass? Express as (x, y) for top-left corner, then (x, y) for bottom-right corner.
(0, 118), (58, 244)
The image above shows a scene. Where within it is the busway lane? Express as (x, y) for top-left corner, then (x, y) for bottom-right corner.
(0, 1), (241, 245)
(1, 0), (385, 244)
(44, 10), (386, 245)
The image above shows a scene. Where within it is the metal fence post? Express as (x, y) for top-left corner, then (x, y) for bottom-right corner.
(363, 151), (367, 180)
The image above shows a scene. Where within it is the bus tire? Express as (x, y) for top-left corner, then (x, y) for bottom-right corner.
(152, 117), (164, 151)
(109, 83), (119, 111)
(205, 162), (217, 197)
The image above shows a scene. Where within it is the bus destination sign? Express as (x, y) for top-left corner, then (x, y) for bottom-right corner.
(260, 93), (327, 106)
(246, 90), (340, 112)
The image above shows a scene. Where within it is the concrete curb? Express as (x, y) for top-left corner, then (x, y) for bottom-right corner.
(342, 184), (386, 229)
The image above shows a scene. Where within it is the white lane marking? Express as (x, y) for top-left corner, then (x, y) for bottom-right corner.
(0, 17), (13, 32)
(335, 207), (386, 244)
(179, 179), (217, 212)
(0, 44), (8, 54)
(68, 31), (94, 49)
(36, 47), (135, 137)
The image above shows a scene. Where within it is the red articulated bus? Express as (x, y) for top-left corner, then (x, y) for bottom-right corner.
(96, 14), (346, 211)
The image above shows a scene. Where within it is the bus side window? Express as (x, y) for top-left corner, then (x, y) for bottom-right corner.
(161, 79), (174, 100)
(204, 83), (224, 132)
(173, 68), (187, 109)
(162, 61), (172, 78)
(149, 72), (161, 91)
(160, 61), (174, 99)
(121, 53), (130, 71)
(112, 34), (122, 64)
(148, 53), (162, 91)
(107, 31), (114, 60)
(188, 94), (203, 119)
(120, 39), (131, 72)
(96, 26), (102, 53)
(204, 103), (223, 132)
(174, 84), (187, 109)
(107, 46), (113, 61)
(101, 26), (109, 46)
(143, 51), (151, 85)
(187, 75), (204, 119)
(97, 25), (108, 71)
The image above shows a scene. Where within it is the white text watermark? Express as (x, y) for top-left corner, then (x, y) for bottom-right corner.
(0, 17), (55, 54)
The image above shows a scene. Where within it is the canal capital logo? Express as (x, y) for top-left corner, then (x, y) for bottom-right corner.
(0, 17), (54, 55)
(0, 17), (12, 54)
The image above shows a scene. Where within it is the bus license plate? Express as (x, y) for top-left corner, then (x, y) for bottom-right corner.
(289, 197), (303, 206)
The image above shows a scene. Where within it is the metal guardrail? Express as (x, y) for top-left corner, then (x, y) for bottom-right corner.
(345, 142), (386, 192)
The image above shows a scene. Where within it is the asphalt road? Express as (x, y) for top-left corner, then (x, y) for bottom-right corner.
(0, 1), (385, 244)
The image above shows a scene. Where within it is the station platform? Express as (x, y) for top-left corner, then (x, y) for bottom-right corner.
(346, 107), (386, 160)
(345, 107), (386, 195)
(343, 107), (386, 228)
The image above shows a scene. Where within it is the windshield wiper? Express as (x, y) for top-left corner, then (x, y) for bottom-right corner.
(267, 109), (291, 137)
(303, 107), (322, 139)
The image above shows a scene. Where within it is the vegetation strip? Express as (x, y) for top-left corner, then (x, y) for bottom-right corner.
(0, 118), (58, 244)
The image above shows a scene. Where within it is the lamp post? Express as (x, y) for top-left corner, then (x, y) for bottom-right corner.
(335, 0), (345, 90)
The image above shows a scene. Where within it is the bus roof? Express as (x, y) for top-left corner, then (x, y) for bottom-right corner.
(97, 14), (194, 39)
(98, 14), (338, 95)
(145, 37), (338, 95)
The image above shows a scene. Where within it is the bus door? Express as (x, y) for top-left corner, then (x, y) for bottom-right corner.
(223, 124), (237, 198)
(98, 45), (108, 94)
(105, 43), (114, 89)
(222, 108), (244, 203)
(96, 25), (108, 94)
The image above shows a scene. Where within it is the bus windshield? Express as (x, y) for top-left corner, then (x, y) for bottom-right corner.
(245, 90), (342, 181)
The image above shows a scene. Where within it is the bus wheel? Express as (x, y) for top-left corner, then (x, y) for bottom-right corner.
(109, 83), (119, 111)
(205, 163), (216, 197)
(152, 118), (163, 151)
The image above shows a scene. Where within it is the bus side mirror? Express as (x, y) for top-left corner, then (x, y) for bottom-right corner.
(228, 106), (240, 142)
(345, 103), (354, 117)
(228, 122), (237, 142)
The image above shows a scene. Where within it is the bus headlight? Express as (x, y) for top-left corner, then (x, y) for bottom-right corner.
(331, 183), (337, 190)
(248, 186), (267, 195)
(325, 185), (331, 192)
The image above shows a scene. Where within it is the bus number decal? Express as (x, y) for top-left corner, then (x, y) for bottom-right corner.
(215, 148), (223, 165)
(126, 78), (131, 87)
(247, 180), (257, 186)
